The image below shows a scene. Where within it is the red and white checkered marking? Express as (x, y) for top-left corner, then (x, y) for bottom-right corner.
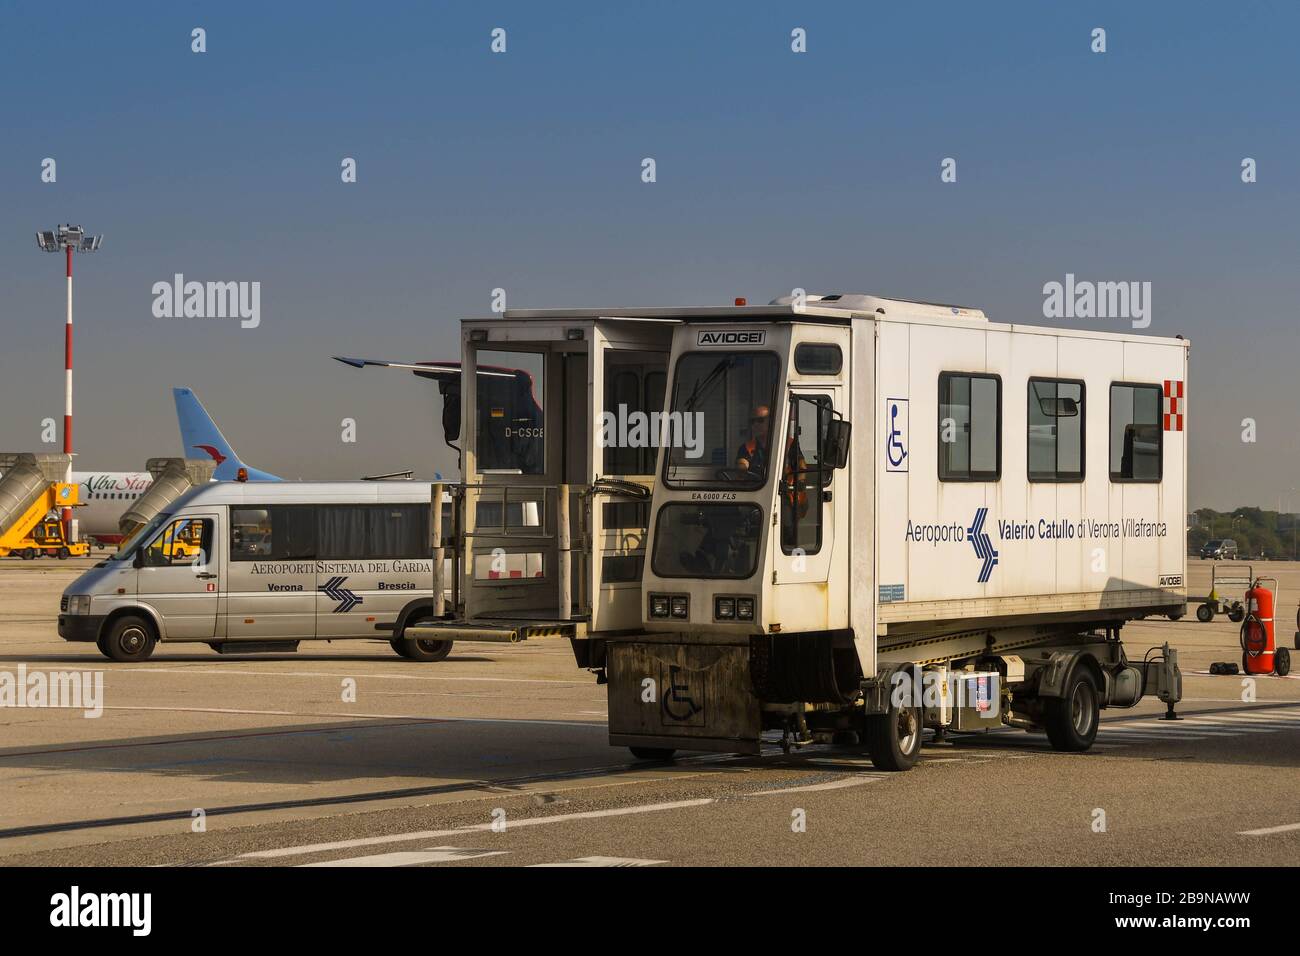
(1163, 379), (1184, 431)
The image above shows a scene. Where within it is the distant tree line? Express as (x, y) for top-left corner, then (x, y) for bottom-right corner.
(1189, 507), (1300, 560)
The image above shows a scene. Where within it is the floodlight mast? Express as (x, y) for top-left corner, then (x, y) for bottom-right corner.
(35, 224), (102, 540)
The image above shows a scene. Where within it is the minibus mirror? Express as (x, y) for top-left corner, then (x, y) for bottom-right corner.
(824, 419), (851, 469)
(132, 551), (143, 569)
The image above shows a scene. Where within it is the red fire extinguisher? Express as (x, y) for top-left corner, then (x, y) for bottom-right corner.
(1241, 578), (1279, 675)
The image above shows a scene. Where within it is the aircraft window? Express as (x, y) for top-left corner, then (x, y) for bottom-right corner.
(475, 349), (544, 474)
(1110, 383), (1163, 482)
(939, 372), (1001, 482)
(1028, 378), (1084, 482)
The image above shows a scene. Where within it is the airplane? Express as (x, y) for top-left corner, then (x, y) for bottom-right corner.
(55, 389), (279, 547)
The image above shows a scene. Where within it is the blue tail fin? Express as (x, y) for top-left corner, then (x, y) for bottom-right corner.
(173, 387), (280, 481)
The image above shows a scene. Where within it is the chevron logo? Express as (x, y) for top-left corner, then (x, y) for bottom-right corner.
(967, 508), (999, 583)
(319, 575), (363, 613)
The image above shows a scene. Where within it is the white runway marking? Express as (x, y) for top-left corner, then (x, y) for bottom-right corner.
(302, 846), (508, 867)
(752, 775), (884, 795)
(102, 704), (605, 728)
(122, 666), (591, 685)
(529, 856), (665, 867)
(237, 798), (715, 861)
(1238, 822), (1300, 837)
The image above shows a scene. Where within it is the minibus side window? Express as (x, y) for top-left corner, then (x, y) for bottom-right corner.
(1109, 383), (1163, 482)
(230, 506), (316, 561)
(317, 504), (429, 560)
(938, 372), (1001, 481)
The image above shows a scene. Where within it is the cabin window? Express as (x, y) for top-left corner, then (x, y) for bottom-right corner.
(141, 517), (213, 567)
(938, 372), (1001, 481)
(475, 349), (545, 475)
(794, 343), (842, 376)
(781, 394), (833, 555)
(1109, 383), (1163, 482)
(1028, 378), (1085, 482)
(662, 351), (782, 490)
(652, 503), (763, 579)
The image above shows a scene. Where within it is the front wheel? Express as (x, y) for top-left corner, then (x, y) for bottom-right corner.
(1044, 667), (1099, 752)
(1196, 604), (1213, 623)
(1275, 647), (1292, 677)
(865, 701), (923, 771)
(1228, 604), (1246, 623)
(100, 615), (157, 662)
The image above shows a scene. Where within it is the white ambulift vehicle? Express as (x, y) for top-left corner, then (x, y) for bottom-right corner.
(414, 293), (1187, 769)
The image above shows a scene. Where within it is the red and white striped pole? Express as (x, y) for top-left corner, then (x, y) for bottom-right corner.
(63, 244), (74, 539)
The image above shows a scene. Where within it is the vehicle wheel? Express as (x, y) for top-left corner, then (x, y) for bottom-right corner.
(1228, 605), (1246, 623)
(1196, 604), (1213, 623)
(1044, 667), (1099, 752)
(1275, 647), (1292, 677)
(21, 548), (35, 560)
(389, 637), (411, 659)
(101, 615), (156, 662)
(866, 701), (923, 771)
(395, 612), (453, 661)
(57, 547), (70, 560)
(628, 746), (676, 761)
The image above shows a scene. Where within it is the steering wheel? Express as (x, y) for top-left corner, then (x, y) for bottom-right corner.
(715, 468), (746, 482)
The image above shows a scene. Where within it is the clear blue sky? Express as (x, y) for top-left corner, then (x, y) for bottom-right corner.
(2, 1), (1297, 508)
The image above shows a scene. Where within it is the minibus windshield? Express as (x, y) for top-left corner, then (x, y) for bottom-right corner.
(111, 513), (171, 561)
(663, 351), (780, 489)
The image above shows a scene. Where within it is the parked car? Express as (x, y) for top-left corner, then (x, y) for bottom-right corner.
(1199, 538), (1238, 560)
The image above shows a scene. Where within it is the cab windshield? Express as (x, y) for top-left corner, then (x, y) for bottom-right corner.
(663, 351), (780, 489)
(111, 513), (171, 561)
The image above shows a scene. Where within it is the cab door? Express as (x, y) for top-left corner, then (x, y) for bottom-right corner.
(768, 390), (841, 629)
(136, 513), (220, 641)
(588, 349), (667, 631)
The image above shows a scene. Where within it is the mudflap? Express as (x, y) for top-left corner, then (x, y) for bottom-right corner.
(606, 639), (761, 755)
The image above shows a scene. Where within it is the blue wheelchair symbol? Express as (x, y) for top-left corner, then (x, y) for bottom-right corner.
(887, 402), (908, 468)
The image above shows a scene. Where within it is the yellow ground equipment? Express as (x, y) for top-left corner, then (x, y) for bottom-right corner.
(0, 453), (86, 559)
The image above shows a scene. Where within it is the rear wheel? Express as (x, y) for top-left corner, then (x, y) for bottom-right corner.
(628, 746), (676, 761)
(101, 615), (157, 662)
(866, 701), (923, 771)
(389, 637), (411, 659)
(396, 614), (453, 662)
(1196, 604), (1213, 623)
(1228, 604), (1246, 623)
(56, 547), (70, 560)
(1275, 647), (1292, 677)
(1044, 667), (1099, 752)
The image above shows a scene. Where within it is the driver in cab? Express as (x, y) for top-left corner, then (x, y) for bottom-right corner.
(736, 405), (771, 476)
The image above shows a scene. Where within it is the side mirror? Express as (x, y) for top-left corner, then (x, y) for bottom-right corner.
(440, 382), (462, 444)
(132, 551), (144, 569)
(824, 419), (852, 469)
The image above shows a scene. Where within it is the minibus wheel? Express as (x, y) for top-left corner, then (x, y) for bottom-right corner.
(865, 701), (923, 771)
(101, 615), (157, 663)
(402, 637), (453, 662)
